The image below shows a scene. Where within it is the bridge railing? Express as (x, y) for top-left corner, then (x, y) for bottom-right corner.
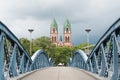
(49, 58), (53, 66)
(0, 21), (52, 80)
(69, 50), (88, 69)
(31, 50), (50, 70)
(69, 18), (120, 80)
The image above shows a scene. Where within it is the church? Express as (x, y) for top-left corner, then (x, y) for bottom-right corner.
(50, 19), (73, 47)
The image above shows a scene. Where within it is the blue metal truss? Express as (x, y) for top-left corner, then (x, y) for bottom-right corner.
(69, 18), (120, 80)
(31, 50), (50, 70)
(69, 50), (88, 69)
(0, 21), (52, 80)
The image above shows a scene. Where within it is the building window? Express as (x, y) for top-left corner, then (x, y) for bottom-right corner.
(68, 37), (70, 42)
(55, 37), (56, 42)
(53, 28), (55, 33)
(65, 36), (70, 42)
(66, 28), (69, 33)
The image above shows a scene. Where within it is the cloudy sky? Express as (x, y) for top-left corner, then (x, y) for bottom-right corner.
(0, 0), (120, 45)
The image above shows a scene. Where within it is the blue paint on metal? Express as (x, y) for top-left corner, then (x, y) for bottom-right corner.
(10, 44), (18, 77)
(70, 50), (88, 69)
(31, 50), (50, 70)
(93, 53), (98, 73)
(49, 58), (53, 66)
(1, 17), (120, 80)
(99, 44), (108, 77)
(0, 21), (53, 80)
(69, 18), (120, 80)
(19, 54), (25, 74)
(111, 33), (118, 80)
(0, 34), (4, 80)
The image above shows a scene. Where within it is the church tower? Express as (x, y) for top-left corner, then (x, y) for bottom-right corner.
(63, 19), (72, 47)
(50, 19), (58, 46)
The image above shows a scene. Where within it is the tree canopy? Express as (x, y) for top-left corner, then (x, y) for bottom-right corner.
(19, 38), (30, 54)
(19, 36), (94, 66)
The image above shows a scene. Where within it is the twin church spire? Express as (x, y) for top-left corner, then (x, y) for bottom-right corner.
(50, 19), (73, 47)
(50, 19), (58, 32)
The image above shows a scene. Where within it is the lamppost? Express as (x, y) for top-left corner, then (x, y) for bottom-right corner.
(28, 29), (34, 56)
(85, 28), (91, 54)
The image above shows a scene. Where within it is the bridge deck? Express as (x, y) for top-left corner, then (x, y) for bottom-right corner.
(17, 67), (107, 80)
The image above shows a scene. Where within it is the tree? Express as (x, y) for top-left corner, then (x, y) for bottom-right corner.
(19, 36), (94, 66)
(53, 47), (73, 66)
(33, 36), (51, 49)
(19, 38), (30, 54)
(32, 36), (56, 57)
(73, 42), (94, 50)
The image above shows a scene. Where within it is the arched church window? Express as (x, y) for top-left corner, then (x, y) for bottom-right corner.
(53, 28), (55, 33)
(68, 37), (70, 42)
(55, 37), (56, 42)
(66, 28), (69, 33)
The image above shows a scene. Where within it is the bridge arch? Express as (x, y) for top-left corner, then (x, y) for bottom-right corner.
(31, 50), (50, 70)
(70, 50), (88, 69)
(69, 18), (120, 80)
(0, 21), (52, 80)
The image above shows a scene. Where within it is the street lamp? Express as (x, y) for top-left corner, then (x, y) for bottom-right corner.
(28, 29), (34, 56)
(85, 29), (91, 44)
(85, 28), (91, 54)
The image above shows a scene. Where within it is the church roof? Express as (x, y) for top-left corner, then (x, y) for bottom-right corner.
(50, 19), (58, 31)
(64, 19), (71, 32)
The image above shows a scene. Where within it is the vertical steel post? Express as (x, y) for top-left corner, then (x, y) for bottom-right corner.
(11, 44), (18, 77)
(28, 29), (34, 56)
(0, 35), (4, 80)
(100, 44), (107, 76)
(111, 34), (118, 80)
(20, 54), (25, 74)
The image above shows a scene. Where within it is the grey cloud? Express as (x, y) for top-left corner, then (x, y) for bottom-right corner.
(0, 0), (120, 45)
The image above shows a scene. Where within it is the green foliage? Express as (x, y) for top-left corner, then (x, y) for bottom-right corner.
(33, 36), (51, 50)
(32, 36), (55, 53)
(19, 37), (94, 66)
(19, 36), (73, 66)
(19, 38), (30, 53)
(19, 36), (55, 56)
(73, 42), (94, 50)
(52, 47), (73, 66)
(74, 42), (88, 50)
(73, 43), (94, 56)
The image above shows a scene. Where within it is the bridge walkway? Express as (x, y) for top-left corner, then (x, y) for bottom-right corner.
(16, 67), (108, 80)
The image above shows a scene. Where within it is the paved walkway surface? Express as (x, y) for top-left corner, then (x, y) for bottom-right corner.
(18, 67), (107, 80)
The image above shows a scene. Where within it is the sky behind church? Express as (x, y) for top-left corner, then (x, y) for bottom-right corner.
(0, 0), (120, 45)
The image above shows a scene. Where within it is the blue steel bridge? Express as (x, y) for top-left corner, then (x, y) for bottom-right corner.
(0, 18), (120, 80)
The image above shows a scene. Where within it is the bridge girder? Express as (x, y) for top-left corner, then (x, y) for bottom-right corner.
(69, 50), (88, 69)
(0, 21), (52, 80)
(69, 18), (120, 80)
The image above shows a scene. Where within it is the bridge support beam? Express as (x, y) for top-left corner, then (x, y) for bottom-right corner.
(69, 18), (120, 80)
(92, 53), (98, 73)
(20, 54), (25, 74)
(0, 34), (4, 80)
(111, 33), (119, 80)
(100, 44), (108, 77)
(10, 44), (18, 77)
